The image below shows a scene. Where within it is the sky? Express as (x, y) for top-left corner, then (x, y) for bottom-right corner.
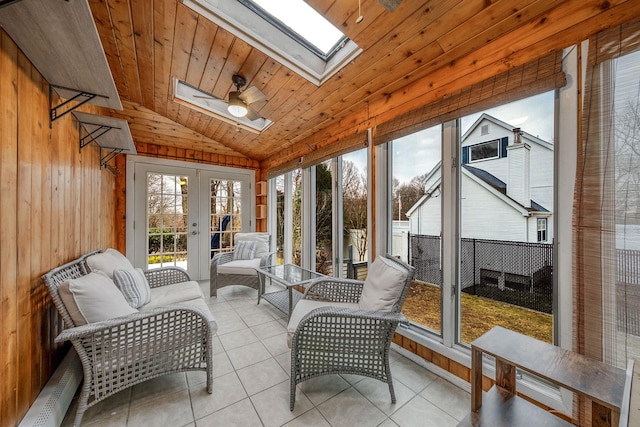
(341, 91), (556, 185)
(251, 0), (343, 54)
(391, 91), (556, 184)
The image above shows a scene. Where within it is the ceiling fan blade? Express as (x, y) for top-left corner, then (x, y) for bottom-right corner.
(239, 86), (266, 105)
(378, 0), (402, 11)
(245, 107), (263, 121)
(192, 94), (218, 100)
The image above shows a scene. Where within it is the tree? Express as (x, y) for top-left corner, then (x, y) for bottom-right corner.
(392, 175), (427, 220)
(615, 100), (640, 224)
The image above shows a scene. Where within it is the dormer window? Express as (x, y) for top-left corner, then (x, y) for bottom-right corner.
(470, 140), (500, 161)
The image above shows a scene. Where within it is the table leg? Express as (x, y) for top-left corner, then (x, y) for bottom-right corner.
(495, 358), (516, 394)
(591, 400), (617, 427)
(287, 285), (293, 320)
(471, 346), (483, 412)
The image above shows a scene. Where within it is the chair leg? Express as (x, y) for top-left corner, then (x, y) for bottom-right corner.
(73, 380), (92, 426)
(388, 379), (397, 404)
(290, 378), (296, 411)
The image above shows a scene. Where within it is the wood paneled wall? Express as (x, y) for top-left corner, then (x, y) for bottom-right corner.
(0, 30), (117, 427)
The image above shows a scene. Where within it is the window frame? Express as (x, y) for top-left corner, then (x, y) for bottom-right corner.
(183, 0), (362, 86)
(469, 139), (500, 162)
(537, 218), (548, 242)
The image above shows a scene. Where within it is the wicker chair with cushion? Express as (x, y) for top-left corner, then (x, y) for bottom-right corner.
(288, 254), (414, 410)
(42, 249), (216, 426)
(210, 232), (272, 297)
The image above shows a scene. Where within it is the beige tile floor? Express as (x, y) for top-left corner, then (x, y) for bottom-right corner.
(63, 282), (470, 427)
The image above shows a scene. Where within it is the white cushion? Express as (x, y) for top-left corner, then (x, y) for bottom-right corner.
(217, 258), (261, 276)
(113, 268), (152, 308)
(59, 271), (137, 326)
(140, 297), (216, 323)
(234, 233), (269, 259)
(358, 256), (409, 312)
(286, 299), (359, 347)
(143, 281), (205, 309)
(86, 248), (134, 279)
(233, 240), (257, 260)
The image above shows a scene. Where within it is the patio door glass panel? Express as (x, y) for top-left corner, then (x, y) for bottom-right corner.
(208, 178), (243, 259)
(146, 172), (194, 271)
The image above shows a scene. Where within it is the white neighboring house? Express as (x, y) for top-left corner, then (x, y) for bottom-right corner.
(407, 113), (553, 243)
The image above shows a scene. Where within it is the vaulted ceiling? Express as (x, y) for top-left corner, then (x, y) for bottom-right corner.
(89, 0), (640, 172)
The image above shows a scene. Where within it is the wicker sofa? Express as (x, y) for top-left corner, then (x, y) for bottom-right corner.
(42, 249), (216, 426)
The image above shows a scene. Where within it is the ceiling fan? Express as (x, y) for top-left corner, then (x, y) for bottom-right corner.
(192, 74), (266, 121)
(226, 75), (266, 120)
(355, 0), (401, 24)
(378, 0), (402, 11)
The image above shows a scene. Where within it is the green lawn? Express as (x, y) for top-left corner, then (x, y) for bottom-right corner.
(402, 280), (553, 344)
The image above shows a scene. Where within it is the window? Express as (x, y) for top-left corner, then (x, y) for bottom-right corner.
(272, 169), (303, 266)
(459, 92), (555, 345)
(391, 125), (442, 335)
(576, 43), (640, 367)
(469, 140), (499, 161)
(315, 161), (334, 275)
(184, 0), (362, 85)
(537, 218), (548, 242)
(238, 0), (345, 57)
(342, 149), (369, 278)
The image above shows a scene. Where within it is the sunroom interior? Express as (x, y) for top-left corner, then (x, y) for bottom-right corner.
(2, 0), (640, 426)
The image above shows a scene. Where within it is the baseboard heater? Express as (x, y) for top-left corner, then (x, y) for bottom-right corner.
(19, 349), (82, 427)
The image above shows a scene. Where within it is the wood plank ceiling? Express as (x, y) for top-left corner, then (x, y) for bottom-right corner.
(88, 0), (640, 172)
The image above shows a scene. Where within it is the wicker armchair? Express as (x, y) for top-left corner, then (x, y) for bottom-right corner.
(288, 255), (414, 410)
(42, 251), (216, 426)
(210, 232), (273, 297)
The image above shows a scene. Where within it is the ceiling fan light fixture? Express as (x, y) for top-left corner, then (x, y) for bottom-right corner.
(227, 91), (248, 117)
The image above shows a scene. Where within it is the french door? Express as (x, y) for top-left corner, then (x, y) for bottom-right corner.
(128, 159), (253, 280)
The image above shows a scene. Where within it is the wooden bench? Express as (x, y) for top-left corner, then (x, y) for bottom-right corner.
(458, 326), (629, 427)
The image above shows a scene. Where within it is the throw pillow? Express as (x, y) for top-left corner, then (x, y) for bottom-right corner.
(58, 271), (137, 326)
(233, 240), (257, 260)
(358, 256), (409, 312)
(85, 248), (135, 279)
(113, 268), (152, 308)
(233, 233), (269, 258)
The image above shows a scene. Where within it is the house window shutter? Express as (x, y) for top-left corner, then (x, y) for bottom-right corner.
(501, 137), (508, 158)
(462, 146), (469, 164)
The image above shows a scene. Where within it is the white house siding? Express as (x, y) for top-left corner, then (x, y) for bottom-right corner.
(408, 115), (554, 243)
(461, 176), (528, 241)
(462, 118), (554, 214)
(409, 195), (441, 235)
(529, 146), (554, 209)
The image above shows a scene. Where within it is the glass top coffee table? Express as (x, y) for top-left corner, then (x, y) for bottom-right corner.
(258, 264), (324, 318)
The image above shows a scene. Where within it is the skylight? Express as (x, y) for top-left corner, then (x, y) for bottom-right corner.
(183, 0), (362, 86)
(240, 0), (345, 56)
